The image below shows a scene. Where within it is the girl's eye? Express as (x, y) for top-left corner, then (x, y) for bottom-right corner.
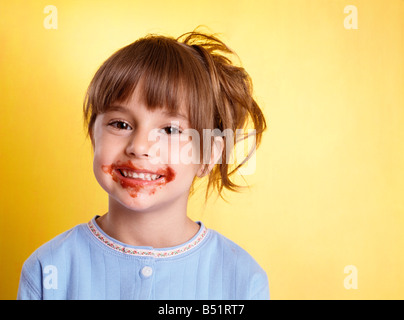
(108, 121), (132, 130)
(161, 126), (182, 135)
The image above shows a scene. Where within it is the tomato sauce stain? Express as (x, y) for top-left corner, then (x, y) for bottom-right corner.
(101, 161), (176, 198)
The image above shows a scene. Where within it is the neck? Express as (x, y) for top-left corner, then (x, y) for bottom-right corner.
(96, 196), (200, 248)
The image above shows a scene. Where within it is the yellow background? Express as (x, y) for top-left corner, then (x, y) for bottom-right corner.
(1, 0), (403, 299)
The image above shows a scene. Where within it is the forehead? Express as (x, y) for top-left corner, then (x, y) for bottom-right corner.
(106, 85), (189, 121)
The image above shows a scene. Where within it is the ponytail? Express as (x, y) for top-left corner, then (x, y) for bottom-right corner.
(178, 30), (267, 200)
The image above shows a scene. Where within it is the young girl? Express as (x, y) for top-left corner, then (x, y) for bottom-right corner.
(17, 29), (269, 300)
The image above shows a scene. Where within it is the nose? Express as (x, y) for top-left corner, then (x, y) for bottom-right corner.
(125, 127), (154, 159)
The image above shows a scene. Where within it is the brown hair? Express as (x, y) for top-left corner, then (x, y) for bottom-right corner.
(83, 28), (267, 200)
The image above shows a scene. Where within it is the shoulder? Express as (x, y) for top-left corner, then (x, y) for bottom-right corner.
(17, 223), (88, 299)
(30, 223), (88, 262)
(207, 228), (261, 265)
(204, 228), (270, 299)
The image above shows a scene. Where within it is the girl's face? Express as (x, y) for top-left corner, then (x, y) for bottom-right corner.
(91, 87), (204, 213)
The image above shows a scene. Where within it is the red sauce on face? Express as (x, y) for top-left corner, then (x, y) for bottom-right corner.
(101, 161), (176, 198)
(162, 166), (175, 183)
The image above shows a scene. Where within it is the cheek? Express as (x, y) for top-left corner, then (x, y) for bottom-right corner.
(140, 135), (201, 166)
(93, 157), (114, 193)
(168, 163), (201, 188)
(93, 129), (124, 160)
(165, 138), (202, 166)
(92, 138), (120, 186)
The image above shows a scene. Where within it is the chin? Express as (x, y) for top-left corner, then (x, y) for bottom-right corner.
(110, 190), (165, 213)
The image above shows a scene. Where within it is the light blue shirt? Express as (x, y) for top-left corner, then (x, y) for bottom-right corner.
(17, 216), (269, 300)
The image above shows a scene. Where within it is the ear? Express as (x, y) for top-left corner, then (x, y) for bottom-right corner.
(197, 136), (224, 177)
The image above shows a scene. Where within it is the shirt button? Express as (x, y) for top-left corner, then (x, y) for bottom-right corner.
(141, 266), (153, 278)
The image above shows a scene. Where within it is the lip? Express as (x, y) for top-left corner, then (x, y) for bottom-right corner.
(102, 160), (176, 189)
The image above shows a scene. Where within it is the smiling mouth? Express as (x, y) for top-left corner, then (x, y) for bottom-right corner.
(102, 160), (175, 186)
(101, 161), (176, 198)
(117, 169), (163, 182)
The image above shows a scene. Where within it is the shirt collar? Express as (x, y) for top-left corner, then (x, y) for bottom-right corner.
(87, 216), (208, 258)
